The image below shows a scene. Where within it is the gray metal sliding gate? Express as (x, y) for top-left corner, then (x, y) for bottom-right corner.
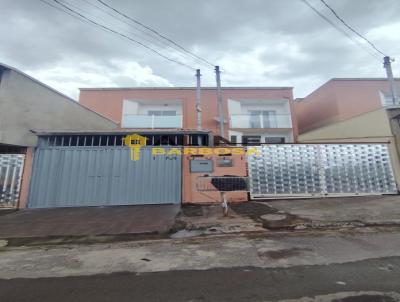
(248, 144), (397, 199)
(28, 147), (181, 208)
(0, 154), (25, 208)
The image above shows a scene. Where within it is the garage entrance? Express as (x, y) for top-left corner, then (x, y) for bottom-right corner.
(248, 144), (398, 199)
(28, 135), (182, 208)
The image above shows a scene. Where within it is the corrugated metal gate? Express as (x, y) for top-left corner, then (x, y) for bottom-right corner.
(28, 147), (181, 208)
(248, 144), (397, 199)
(0, 154), (25, 208)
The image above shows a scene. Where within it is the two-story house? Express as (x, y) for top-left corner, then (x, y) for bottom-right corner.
(78, 87), (298, 144)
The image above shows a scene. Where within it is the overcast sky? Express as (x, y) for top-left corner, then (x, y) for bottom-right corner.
(1, 0), (400, 99)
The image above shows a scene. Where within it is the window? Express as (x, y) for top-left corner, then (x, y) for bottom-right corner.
(242, 135), (261, 145)
(248, 110), (277, 128)
(148, 110), (177, 116)
(230, 135), (237, 144)
(265, 137), (285, 144)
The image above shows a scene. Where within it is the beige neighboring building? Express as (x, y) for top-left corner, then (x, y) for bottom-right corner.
(295, 78), (400, 187)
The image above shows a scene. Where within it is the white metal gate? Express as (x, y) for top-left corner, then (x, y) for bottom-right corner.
(0, 154), (25, 207)
(248, 144), (397, 199)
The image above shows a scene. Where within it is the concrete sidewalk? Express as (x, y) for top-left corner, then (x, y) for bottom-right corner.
(1, 195), (399, 243)
(0, 205), (180, 239)
(264, 195), (400, 229)
(2, 230), (400, 279)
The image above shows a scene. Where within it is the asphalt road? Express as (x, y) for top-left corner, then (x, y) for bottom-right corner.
(1, 256), (400, 302)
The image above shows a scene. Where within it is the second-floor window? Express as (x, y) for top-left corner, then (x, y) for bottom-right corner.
(148, 110), (177, 116)
(248, 110), (277, 128)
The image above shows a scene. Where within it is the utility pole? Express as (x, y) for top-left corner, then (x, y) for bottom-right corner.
(215, 65), (225, 138)
(195, 69), (202, 130)
(383, 56), (398, 105)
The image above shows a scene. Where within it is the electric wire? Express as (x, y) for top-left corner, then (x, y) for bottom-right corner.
(318, 0), (388, 57)
(95, 0), (215, 67)
(62, 0), (185, 58)
(42, 0), (197, 70)
(39, 0), (93, 25)
(76, 0), (210, 68)
(300, 0), (382, 62)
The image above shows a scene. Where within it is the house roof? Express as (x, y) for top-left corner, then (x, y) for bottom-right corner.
(299, 77), (400, 100)
(30, 129), (212, 136)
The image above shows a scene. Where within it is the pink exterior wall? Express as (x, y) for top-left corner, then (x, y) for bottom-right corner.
(295, 79), (400, 134)
(79, 87), (297, 140)
(182, 147), (248, 204)
(18, 147), (34, 209)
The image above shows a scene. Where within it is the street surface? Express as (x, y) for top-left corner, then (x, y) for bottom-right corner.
(1, 228), (400, 301)
(1, 256), (400, 301)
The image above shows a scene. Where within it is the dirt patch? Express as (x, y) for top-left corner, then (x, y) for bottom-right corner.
(261, 213), (310, 230)
(169, 216), (188, 233)
(3, 232), (167, 248)
(181, 205), (204, 217)
(258, 247), (312, 259)
(230, 202), (276, 220)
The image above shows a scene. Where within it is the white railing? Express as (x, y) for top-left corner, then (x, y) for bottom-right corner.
(230, 114), (292, 128)
(382, 96), (400, 107)
(122, 115), (183, 128)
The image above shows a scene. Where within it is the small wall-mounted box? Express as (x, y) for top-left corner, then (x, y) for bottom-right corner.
(190, 159), (214, 173)
(217, 158), (234, 167)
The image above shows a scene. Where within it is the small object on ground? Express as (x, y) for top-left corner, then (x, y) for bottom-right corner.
(259, 213), (310, 230)
(170, 229), (204, 239)
(336, 281), (346, 285)
(260, 213), (293, 229)
(140, 258), (151, 262)
(378, 264), (394, 271)
(261, 214), (287, 221)
(0, 239), (8, 247)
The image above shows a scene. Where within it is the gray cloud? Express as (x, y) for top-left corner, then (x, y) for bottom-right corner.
(1, 0), (399, 98)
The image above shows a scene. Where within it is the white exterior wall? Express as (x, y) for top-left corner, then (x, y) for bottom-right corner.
(227, 98), (293, 143)
(122, 100), (183, 115)
(228, 130), (293, 144)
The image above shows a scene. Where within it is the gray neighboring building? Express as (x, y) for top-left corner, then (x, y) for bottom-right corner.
(0, 63), (117, 209)
(0, 63), (117, 147)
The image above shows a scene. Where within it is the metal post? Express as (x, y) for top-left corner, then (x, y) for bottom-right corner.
(383, 56), (398, 105)
(215, 66), (225, 138)
(220, 191), (229, 216)
(195, 69), (202, 131)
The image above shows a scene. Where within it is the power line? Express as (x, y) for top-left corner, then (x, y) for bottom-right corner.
(95, 0), (215, 67)
(318, 0), (388, 57)
(63, 0), (181, 56)
(300, 0), (382, 62)
(39, 0), (94, 25)
(76, 0), (210, 68)
(43, 0), (196, 70)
